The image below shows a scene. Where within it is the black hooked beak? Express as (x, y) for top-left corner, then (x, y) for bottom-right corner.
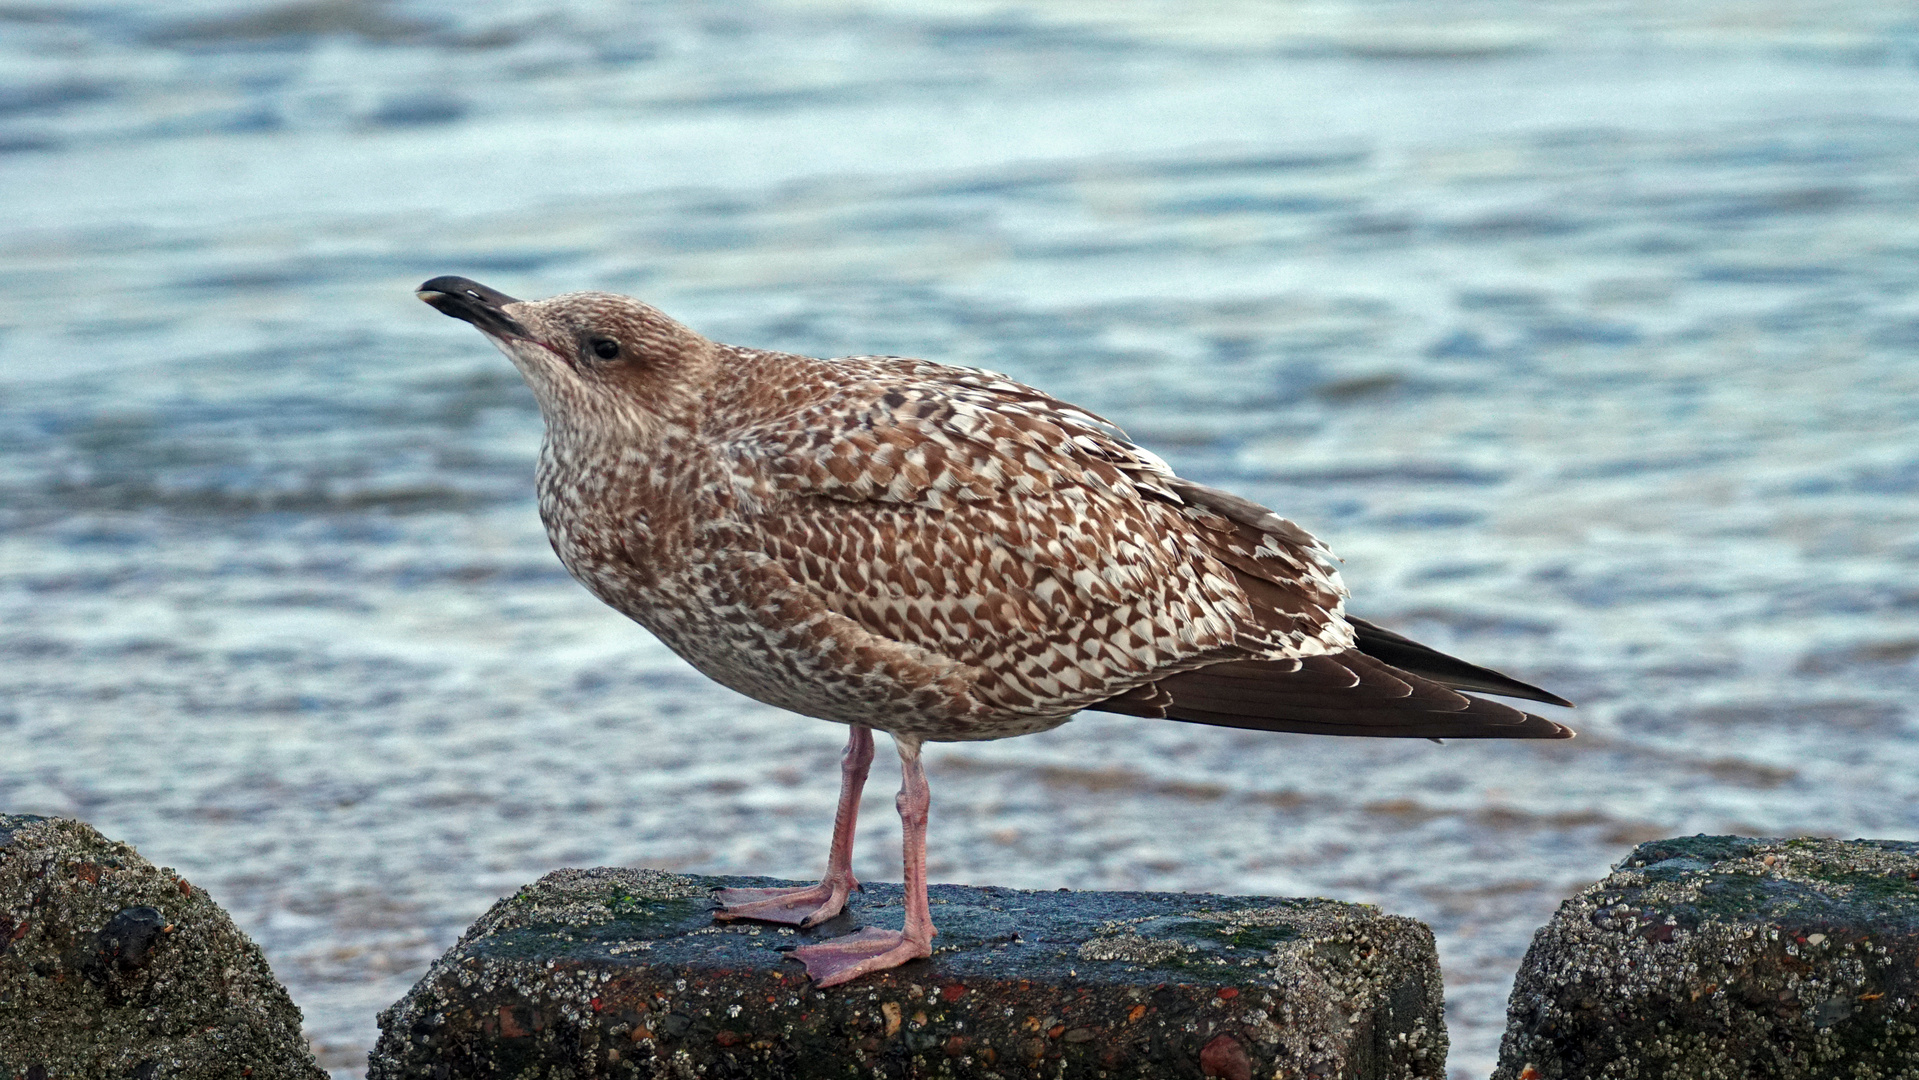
(416, 276), (531, 339)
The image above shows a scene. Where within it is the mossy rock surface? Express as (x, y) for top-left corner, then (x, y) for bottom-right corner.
(1495, 835), (1919, 1080)
(369, 867), (1448, 1079)
(0, 814), (324, 1080)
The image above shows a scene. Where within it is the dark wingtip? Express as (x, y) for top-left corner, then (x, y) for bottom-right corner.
(1346, 615), (1576, 708)
(1533, 688), (1577, 709)
(1501, 706), (1576, 739)
(1482, 708), (1576, 740)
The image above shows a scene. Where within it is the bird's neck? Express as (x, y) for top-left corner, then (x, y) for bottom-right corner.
(534, 417), (709, 602)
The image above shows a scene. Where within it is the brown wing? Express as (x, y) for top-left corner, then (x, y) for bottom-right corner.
(719, 356), (1353, 719)
(720, 352), (1572, 737)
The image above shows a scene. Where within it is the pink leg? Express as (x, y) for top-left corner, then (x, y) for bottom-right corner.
(714, 725), (873, 927)
(791, 734), (936, 987)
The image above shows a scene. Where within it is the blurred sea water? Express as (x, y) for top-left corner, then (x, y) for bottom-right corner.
(2, 1), (1917, 1075)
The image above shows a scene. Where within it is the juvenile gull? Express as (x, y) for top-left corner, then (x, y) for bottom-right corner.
(416, 276), (1574, 987)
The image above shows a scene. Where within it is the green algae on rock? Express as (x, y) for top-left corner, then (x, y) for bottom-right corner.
(370, 867), (1447, 1079)
(0, 814), (325, 1080)
(1494, 835), (1919, 1080)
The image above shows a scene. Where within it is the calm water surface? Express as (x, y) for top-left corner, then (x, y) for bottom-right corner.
(3, 2), (1918, 1075)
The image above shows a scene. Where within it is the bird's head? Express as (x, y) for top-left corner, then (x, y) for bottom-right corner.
(416, 276), (714, 435)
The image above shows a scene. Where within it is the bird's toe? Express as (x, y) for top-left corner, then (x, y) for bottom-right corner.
(791, 927), (932, 987)
(712, 881), (852, 926)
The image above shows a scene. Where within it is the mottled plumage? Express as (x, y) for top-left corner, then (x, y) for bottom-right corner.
(417, 276), (1573, 986)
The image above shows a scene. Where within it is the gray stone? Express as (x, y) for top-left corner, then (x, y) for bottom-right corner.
(369, 868), (1447, 1079)
(1495, 835), (1919, 1080)
(0, 814), (325, 1080)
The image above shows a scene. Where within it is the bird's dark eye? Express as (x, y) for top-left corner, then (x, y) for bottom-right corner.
(590, 338), (620, 360)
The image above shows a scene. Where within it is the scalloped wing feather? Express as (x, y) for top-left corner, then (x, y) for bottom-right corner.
(714, 355), (1355, 719)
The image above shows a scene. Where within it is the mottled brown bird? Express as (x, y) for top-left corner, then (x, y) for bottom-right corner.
(417, 276), (1573, 987)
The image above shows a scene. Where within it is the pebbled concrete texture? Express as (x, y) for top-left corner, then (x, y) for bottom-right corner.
(0, 814), (325, 1080)
(1494, 835), (1919, 1080)
(368, 867), (1447, 1079)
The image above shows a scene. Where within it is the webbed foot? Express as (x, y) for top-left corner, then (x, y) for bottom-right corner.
(789, 927), (931, 987)
(712, 878), (854, 928)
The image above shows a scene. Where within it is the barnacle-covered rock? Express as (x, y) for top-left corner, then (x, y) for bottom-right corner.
(1495, 835), (1919, 1080)
(0, 814), (324, 1080)
(369, 868), (1447, 1078)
